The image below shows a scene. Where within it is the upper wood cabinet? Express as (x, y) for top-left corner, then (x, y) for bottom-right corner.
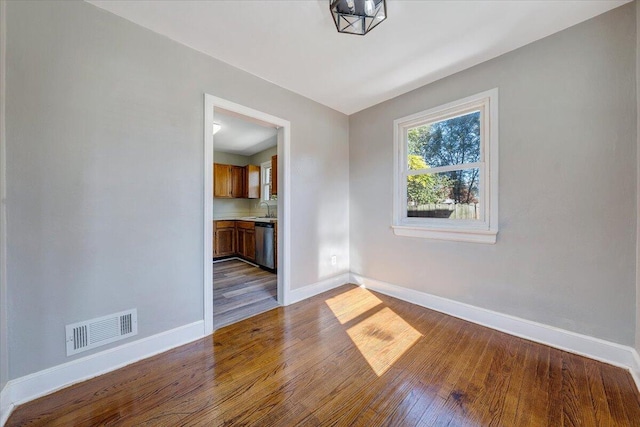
(214, 163), (260, 199)
(214, 163), (239, 198)
(244, 165), (260, 199)
(231, 166), (244, 198)
(213, 163), (229, 198)
(271, 155), (278, 196)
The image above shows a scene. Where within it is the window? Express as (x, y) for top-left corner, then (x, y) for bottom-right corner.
(392, 88), (498, 244)
(261, 160), (272, 201)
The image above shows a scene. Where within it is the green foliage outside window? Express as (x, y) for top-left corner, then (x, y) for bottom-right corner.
(407, 112), (481, 205)
(407, 155), (451, 205)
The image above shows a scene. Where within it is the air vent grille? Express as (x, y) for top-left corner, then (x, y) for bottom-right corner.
(121, 313), (132, 335)
(73, 325), (87, 350)
(66, 309), (138, 356)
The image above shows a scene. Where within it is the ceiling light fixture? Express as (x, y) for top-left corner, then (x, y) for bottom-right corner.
(213, 123), (222, 135)
(330, 0), (386, 36)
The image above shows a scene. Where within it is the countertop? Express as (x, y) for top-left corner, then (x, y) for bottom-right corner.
(214, 216), (277, 224)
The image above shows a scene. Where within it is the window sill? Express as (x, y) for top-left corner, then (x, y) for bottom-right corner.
(392, 225), (497, 244)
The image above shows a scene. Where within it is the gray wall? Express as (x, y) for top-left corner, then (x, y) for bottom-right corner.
(6, 0), (349, 379)
(213, 146), (277, 167)
(213, 151), (250, 167)
(350, 4), (637, 345)
(250, 145), (278, 166)
(636, 0), (640, 354)
(0, 0), (8, 394)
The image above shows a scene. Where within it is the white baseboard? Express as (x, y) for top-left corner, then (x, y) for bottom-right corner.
(213, 256), (257, 268)
(0, 383), (13, 427)
(1, 320), (205, 425)
(351, 273), (640, 390)
(630, 349), (640, 393)
(286, 273), (350, 305)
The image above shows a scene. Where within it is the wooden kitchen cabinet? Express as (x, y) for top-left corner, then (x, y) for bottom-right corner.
(271, 155), (278, 196)
(231, 166), (244, 197)
(214, 163), (260, 199)
(236, 221), (256, 261)
(214, 163), (244, 198)
(244, 165), (260, 199)
(213, 163), (230, 198)
(213, 220), (236, 258)
(213, 220), (257, 260)
(214, 164), (244, 198)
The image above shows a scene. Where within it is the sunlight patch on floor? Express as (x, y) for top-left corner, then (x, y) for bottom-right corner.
(325, 287), (382, 324)
(326, 288), (422, 376)
(346, 306), (422, 376)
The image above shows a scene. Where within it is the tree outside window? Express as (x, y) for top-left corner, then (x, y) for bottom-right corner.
(406, 111), (481, 219)
(392, 88), (498, 243)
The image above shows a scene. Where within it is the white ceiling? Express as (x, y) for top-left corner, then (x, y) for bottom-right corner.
(88, 0), (628, 115)
(213, 109), (278, 156)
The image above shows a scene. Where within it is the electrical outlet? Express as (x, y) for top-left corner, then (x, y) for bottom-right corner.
(331, 255), (337, 266)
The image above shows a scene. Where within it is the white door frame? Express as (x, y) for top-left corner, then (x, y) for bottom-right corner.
(203, 94), (291, 335)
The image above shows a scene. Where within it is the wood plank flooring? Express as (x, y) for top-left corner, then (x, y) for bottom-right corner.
(7, 284), (640, 426)
(213, 259), (278, 329)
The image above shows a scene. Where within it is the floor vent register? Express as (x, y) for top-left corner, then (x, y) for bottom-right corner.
(65, 309), (138, 356)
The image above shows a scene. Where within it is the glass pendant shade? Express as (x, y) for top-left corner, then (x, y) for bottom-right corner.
(330, 0), (387, 36)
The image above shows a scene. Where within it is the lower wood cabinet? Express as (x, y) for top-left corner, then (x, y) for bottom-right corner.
(213, 220), (256, 261)
(213, 221), (236, 258)
(236, 221), (256, 261)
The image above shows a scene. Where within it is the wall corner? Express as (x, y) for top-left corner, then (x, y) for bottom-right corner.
(634, 1), (640, 352)
(0, 0), (10, 397)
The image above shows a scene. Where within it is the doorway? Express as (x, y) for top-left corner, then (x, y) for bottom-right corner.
(203, 95), (290, 335)
(212, 108), (277, 329)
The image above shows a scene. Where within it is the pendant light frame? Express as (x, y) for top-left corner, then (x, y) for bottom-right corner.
(330, 0), (387, 36)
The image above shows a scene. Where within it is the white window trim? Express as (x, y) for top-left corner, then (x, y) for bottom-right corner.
(392, 88), (499, 244)
(261, 160), (272, 202)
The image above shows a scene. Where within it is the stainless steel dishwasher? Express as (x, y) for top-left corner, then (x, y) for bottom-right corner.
(255, 222), (275, 270)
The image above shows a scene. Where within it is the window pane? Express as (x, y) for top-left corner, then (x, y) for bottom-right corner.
(263, 184), (270, 201)
(406, 168), (481, 220)
(407, 110), (481, 169)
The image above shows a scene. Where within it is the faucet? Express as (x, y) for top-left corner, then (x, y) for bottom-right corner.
(259, 201), (271, 218)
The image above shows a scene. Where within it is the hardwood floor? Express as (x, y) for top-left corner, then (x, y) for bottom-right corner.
(7, 285), (640, 426)
(213, 258), (278, 329)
